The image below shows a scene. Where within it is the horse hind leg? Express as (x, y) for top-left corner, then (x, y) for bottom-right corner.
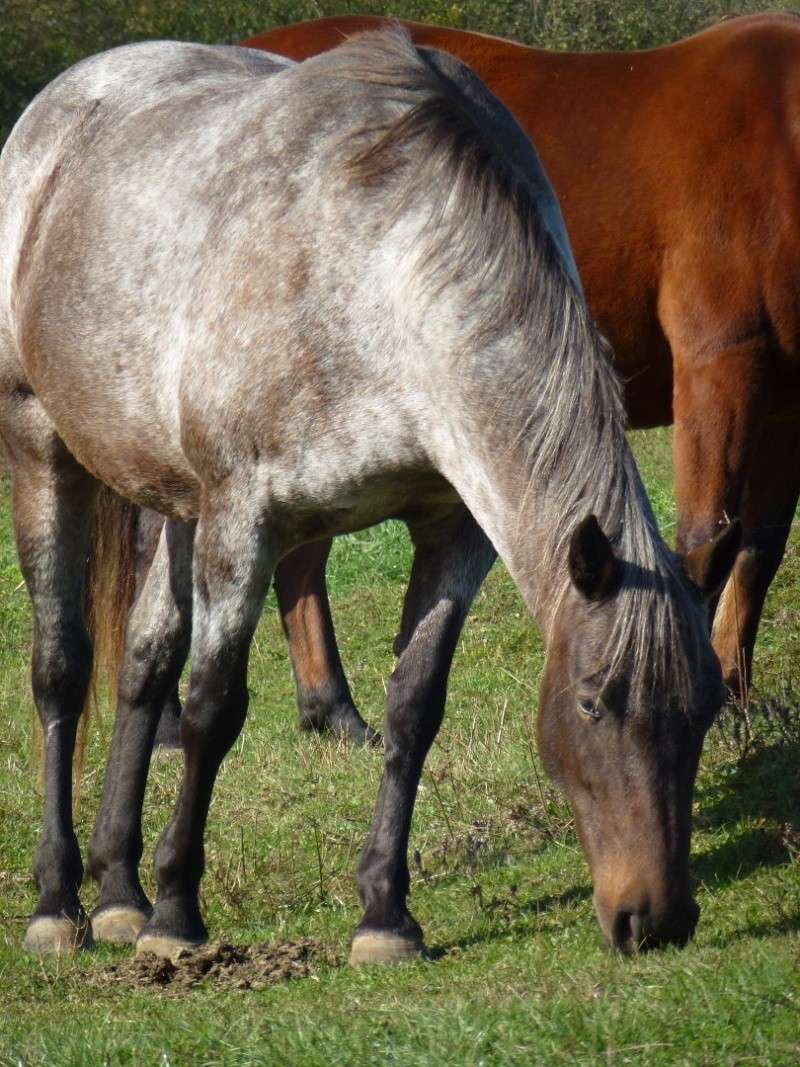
(274, 538), (379, 745)
(8, 445), (98, 954)
(135, 490), (276, 956)
(711, 422), (800, 695)
(350, 508), (495, 965)
(87, 517), (194, 943)
(672, 333), (800, 692)
(671, 339), (769, 684)
(142, 529), (377, 749)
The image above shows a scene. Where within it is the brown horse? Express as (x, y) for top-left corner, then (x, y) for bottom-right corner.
(1, 30), (736, 958)
(225, 11), (799, 738)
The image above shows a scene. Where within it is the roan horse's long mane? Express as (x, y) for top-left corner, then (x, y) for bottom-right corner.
(325, 29), (704, 712)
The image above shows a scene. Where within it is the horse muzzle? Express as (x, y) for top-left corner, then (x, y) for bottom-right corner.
(595, 890), (700, 954)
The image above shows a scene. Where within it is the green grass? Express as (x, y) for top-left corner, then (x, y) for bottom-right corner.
(0, 427), (798, 1065)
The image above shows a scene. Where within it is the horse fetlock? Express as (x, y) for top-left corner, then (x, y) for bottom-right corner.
(90, 856), (151, 914)
(297, 684), (377, 745)
(33, 836), (83, 900)
(324, 701), (381, 747)
(296, 682), (337, 732)
(135, 897), (207, 958)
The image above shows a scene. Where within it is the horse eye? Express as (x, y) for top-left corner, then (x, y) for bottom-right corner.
(577, 698), (602, 720)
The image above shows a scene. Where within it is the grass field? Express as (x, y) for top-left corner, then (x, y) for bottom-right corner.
(0, 427), (798, 1065)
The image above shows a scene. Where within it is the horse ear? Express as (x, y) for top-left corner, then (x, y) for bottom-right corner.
(682, 519), (741, 599)
(568, 514), (622, 601)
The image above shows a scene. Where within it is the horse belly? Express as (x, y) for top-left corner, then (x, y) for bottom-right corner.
(273, 467), (461, 545)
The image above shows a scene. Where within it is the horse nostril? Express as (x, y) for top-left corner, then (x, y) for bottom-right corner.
(628, 910), (645, 947)
(614, 904), (652, 956)
(625, 899), (700, 952)
(614, 909), (640, 951)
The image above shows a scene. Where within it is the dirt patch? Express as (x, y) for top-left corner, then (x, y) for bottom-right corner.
(102, 938), (337, 991)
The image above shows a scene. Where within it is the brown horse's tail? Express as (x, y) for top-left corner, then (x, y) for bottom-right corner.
(72, 487), (139, 795)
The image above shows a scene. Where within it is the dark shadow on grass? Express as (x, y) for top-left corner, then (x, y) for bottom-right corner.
(693, 827), (793, 888)
(696, 740), (800, 830)
(427, 883), (592, 959)
(703, 909), (800, 949)
(692, 736), (799, 888)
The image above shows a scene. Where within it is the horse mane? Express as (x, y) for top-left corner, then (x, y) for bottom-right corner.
(321, 28), (706, 713)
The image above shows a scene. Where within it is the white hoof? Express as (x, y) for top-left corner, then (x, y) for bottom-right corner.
(24, 914), (93, 955)
(349, 931), (424, 966)
(135, 932), (204, 959)
(91, 906), (150, 944)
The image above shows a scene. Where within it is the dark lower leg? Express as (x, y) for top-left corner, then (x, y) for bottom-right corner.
(12, 461), (97, 952)
(87, 521), (193, 938)
(710, 426), (800, 693)
(136, 503), (274, 953)
(354, 655), (450, 944)
(142, 662), (250, 947)
(352, 513), (495, 962)
(671, 349), (769, 692)
(275, 540), (377, 744)
(30, 647), (90, 930)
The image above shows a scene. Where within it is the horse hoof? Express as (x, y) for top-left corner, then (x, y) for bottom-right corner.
(328, 710), (382, 748)
(24, 914), (93, 955)
(349, 931), (425, 966)
(135, 932), (204, 958)
(91, 905), (150, 944)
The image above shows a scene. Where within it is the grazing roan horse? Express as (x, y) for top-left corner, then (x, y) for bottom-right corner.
(0, 30), (738, 961)
(204, 10), (798, 742)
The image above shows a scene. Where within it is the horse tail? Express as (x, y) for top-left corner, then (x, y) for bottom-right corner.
(73, 488), (139, 794)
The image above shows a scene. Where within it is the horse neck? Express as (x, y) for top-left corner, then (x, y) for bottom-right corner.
(427, 330), (643, 629)
(431, 421), (562, 624)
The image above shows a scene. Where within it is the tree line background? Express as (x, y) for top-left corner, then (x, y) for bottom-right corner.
(2, 0), (799, 144)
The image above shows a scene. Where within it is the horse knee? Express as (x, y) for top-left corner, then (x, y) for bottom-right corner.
(383, 662), (447, 756)
(181, 666), (249, 755)
(117, 613), (189, 710)
(31, 625), (92, 721)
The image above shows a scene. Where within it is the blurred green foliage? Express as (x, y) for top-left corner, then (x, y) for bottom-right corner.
(2, 0), (799, 144)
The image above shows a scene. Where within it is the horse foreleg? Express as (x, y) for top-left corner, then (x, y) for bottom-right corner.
(87, 518), (194, 943)
(710, 422), (800, 696)
(350, 508), (495, 965)
(135, 494), (275, 956)
(11, 453), (97, 954)
(130, 507), (184, 751)
(274, 539), (378, 744)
